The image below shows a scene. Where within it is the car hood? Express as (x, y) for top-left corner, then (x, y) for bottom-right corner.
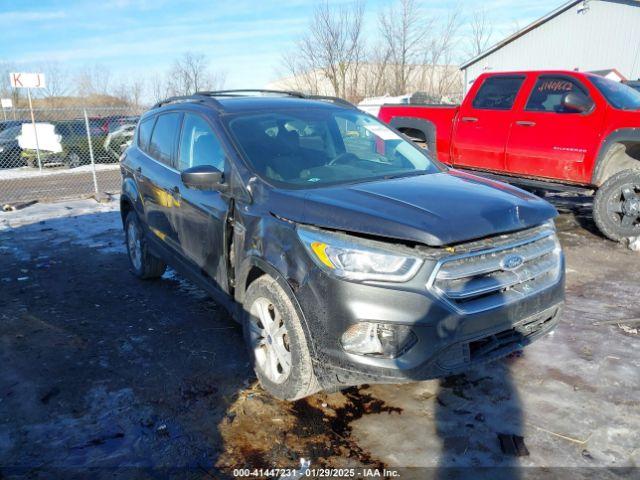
(269, 170), (557, 246)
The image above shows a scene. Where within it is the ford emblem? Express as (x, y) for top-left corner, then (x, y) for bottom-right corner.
(501, 254), (524, 271)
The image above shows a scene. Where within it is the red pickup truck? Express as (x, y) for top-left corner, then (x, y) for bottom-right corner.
(378, 70), (640, 241)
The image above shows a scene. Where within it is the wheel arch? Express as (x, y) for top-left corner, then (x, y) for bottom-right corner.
(236, 256), (317, 357)
(592, 128), (640, 186)
(120, 177), (143, 227)
(388, 117), (437, 153)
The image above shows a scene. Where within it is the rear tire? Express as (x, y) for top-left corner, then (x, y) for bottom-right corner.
(242, 275), (319, 401)
(124, 212), (167, 279)
(593, 169), (640, 241)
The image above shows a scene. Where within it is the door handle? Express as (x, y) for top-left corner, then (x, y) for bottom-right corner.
(515, 121), (536, 127)
(461, 117), (478, 123)
(171, 186), (181, 198)
(134, 166), (143, 181)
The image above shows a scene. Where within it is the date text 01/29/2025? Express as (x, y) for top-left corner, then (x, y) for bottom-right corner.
(232, 467), (401, 477)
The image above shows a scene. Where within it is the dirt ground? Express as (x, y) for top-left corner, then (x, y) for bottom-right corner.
(0, 196), (638, 479)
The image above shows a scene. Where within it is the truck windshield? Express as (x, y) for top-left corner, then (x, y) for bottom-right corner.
(226, 108), (441, 188)
(590, 76), (640, 110)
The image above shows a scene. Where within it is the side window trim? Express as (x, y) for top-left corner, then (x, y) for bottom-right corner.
(524, 74), (591, 113)
(471, 75), (526, 111)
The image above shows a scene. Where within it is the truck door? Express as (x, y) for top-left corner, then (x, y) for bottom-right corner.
(452, 75), (525, 172)
(174, 112), (230, 288)
(506, 74), (602, 183)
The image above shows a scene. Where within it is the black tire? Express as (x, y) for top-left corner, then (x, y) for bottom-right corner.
(593, 169), (640, 242)
(242, 275), (319, 401)
(124, 211), (167, 279)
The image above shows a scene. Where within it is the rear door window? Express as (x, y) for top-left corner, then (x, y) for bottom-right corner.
(137, 116), (155, 152)
(148, 113), (182, 166)
(472, 76), (525, 110)
(526, 76), (590, 113)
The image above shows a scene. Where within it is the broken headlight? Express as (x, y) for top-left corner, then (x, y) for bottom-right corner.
(297, 226), (423, 282)
(341, 322), (417, 358)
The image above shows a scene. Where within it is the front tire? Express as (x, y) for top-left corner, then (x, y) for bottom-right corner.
(242, 275), (319, 401)
(124, 212), (167, 279)
(593, 169), (640, 241)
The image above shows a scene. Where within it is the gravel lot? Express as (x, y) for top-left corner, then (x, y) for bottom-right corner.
(0, 197), (638, 479)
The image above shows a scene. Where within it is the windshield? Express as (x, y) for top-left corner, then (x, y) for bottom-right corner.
(0, 126), (20, 140)
(590, 76), (640, 110)
(226, 108), (441, 188)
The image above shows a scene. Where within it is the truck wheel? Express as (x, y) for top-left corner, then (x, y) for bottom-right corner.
(242, 275), (320, 401)
(593, 169), (640, 241)
(124, 212), (167, 279)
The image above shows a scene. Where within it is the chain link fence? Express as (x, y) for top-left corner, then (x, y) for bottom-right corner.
(0, 106), (143, 205)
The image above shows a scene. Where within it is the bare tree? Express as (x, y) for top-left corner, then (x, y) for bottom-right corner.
(76, 64), (112, 97)
(378, 0), (431, 95)
(466, 7), (493, 58)
(281, 1), (365, 101)
(420, 7), (463, 102)
(39, 62), (69, 105)
(166, 52), (226, 96)
(112, 78), (145, 108)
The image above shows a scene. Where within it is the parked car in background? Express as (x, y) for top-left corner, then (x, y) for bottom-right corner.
(120, 90), (564, 400)
(379, 70), (640, 241)
(18, 123), (64, 168)
(0, 125), (24, 168)
(21, 118), (120, 168)
(0, 120), (23, 133)
(104, 118), (138, 161)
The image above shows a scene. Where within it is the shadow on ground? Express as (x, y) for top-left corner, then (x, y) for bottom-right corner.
(1, 203), (639, 479)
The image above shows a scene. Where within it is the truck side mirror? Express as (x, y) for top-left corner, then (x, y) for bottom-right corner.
(181, 165), (225, 191)
(562, 92), (594, 113)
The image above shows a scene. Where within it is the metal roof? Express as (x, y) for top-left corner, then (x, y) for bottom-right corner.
(461, 0), (585, 69)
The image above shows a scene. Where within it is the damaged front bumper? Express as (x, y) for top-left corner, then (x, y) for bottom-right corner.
(294, 224), (565, 388)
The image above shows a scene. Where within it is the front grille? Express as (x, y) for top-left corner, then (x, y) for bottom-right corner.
(427, 224), (562, 313)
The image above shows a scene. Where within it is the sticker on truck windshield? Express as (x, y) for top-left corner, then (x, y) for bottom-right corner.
(363, 124), (400, 141)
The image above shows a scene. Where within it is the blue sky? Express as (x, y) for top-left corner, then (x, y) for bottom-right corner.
(0, 0), (564, 89)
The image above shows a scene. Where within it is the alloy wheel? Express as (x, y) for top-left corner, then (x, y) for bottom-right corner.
(248, 297), (292, 384)
(127, 221), (142, 271)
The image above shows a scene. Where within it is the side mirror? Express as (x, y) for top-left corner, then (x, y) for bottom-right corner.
(181, 165), (225, 191)
(562, 92), (594, 113)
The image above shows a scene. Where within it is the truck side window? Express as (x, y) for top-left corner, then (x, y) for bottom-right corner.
(526, 76), (590, 113)
(472, 76), (525, 110)
(178, 113), (225, 172)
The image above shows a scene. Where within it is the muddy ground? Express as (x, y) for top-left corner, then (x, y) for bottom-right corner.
(0, 197), (638, 479)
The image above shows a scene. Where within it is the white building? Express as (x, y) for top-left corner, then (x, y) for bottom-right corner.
(461, 0), (640, 92)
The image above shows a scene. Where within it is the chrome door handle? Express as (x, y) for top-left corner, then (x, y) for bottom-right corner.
(515, 121), (536, 127)
(461, 117), (478, 123)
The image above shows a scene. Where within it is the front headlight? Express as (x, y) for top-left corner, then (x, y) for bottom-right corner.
(297, 226), (423, 282)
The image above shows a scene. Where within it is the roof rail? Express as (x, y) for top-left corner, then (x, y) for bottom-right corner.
(196, 89), (306, 98)
(305, 94), (357, 109)
(153, 90), (358, 111)
(151, 94), (224, 110)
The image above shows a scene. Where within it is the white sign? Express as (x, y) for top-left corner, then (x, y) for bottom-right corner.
(18, 123), (62, 153)
(364, 123), (401, 141)
(9, 72), (46, 89)
(0, 98), (12, 108)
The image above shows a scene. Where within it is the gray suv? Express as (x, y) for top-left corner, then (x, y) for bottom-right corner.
(120, 90), (565, 400)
